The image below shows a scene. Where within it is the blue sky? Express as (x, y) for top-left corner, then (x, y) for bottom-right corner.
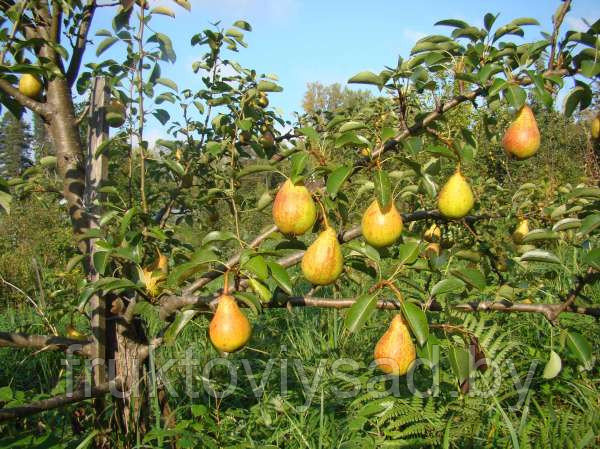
(89, 0), (599, 143)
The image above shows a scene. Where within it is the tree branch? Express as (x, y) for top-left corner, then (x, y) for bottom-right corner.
(159, 210), (489, 317)
(0, 332), (92, 357)
(0, 378), (122, 423)
(66, 0), (96, 87)
(0, 79), (53, 119)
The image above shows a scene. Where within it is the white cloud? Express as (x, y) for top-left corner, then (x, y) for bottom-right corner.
(402, 28), (426, 43)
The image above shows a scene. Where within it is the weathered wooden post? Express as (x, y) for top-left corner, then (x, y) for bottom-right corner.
(84, 76), (109, 418)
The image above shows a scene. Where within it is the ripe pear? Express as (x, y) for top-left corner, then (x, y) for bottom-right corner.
(502, 105), (540, 159)
(272, 179), (317, 235)
(106, 100), (126, 128)
(209, 294), (252, 353)
(301, 227), (343, 285)
(512, 219), (529, 244)
(19, 74), (43, 98)
(437, 169), (475, 219)
(591, 114), (600, 140)
(373, 314), (416, 376)
(423, 223), (441, 243)
(361, 200), (403, 247)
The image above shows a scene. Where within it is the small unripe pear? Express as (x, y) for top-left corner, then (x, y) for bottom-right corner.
(374, 314), (416, 376)
(301, 227), (343, 285)
(502, 105), (540, 159)
(19, 74), (43, 98)
(423, 223), (441, 243)
(591, 114), (600, 140)
(209, 294), (252, 353)
(437, 169), (474, 219)
(512, 219), (529, 244)
(272, 179), (317, 235)
(361, 200), (403, 247)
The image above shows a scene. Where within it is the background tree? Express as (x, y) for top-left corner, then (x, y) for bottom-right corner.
(0, 112), (31, 177)
(302, 81), (372, 114)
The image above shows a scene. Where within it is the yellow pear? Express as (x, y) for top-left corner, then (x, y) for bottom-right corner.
(423, 223), (441, 242)
(374, 314), (416, 376)
(106, 100), (126, 128)
(209, 294), (252, 353)
(512, 219), (529, 244)
(361, 199), (403, 247)
(502, 105), (540, 159)
(437, 169), (475, 219)
(301, 227), (343, 285)
(591, 114), (600, 140)
(19, 74), (43, 98)
(272, 179), (317, 235)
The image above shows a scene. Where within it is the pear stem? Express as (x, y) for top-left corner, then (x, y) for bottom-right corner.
(316, 197), (330, 228)
(223, 271), (230, 295)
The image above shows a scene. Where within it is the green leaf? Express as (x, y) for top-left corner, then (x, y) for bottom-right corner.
(0, 190), (11, 214)
(326, 166), (352, 200)
(296, 127), (319, 145)
(290, 152), (308, 181)
(339, 121), (366, 133)
(257, 80), (283, 92)
(583, 248), (600, 270)
(267, 261), (292, 295)
(201, 230), (237, 246)
(519, 249), (561, 264)
(153, 108), (170, 125)
(347, 71), (382, 87)
(542, 350), (562, 379)
(396, 242), (420, 266)
(118, 208), (138, 244)
(431, 277), (465, 296)
(234, 292), (262, 314)
(344, 292), (378, 334)
(156, 77), (178, 92)
(151, 6), (175, 18)
(566, 332), (593, 370)
(401, 301), (428, 347)
(163, 158), (185, 177)
(448, 346), (471, 384)
(0, 386), (13, 402)
(373, 170), (391, 210)
(173, 0), (191, 11)
(39, 155), (57, 167)
(504, 85), (526, 110)
(164, 310), (197, 346)
(93, 251), (110, 276)
(450, 268), (486, 291)
(233, 20), (252, 31)
(435, 19), (470, 28)
(552, 218), (581, 232)
(345, 240), (380, 263)
(248, 278), (272, 303)
(579, 214), (600, 236)
(96, 36), (118, 56)
(66, 254), (86, 272)
(242, 255), (269, 281)
(521, 229), (560, 243)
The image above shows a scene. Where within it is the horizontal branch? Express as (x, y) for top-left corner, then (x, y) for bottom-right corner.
(183, 224), (278, 295)
(0, 379), (121, 423)
(161, 210), (485, 318)
(0, 332), (92, 357)
(0, 79), (52, 119)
